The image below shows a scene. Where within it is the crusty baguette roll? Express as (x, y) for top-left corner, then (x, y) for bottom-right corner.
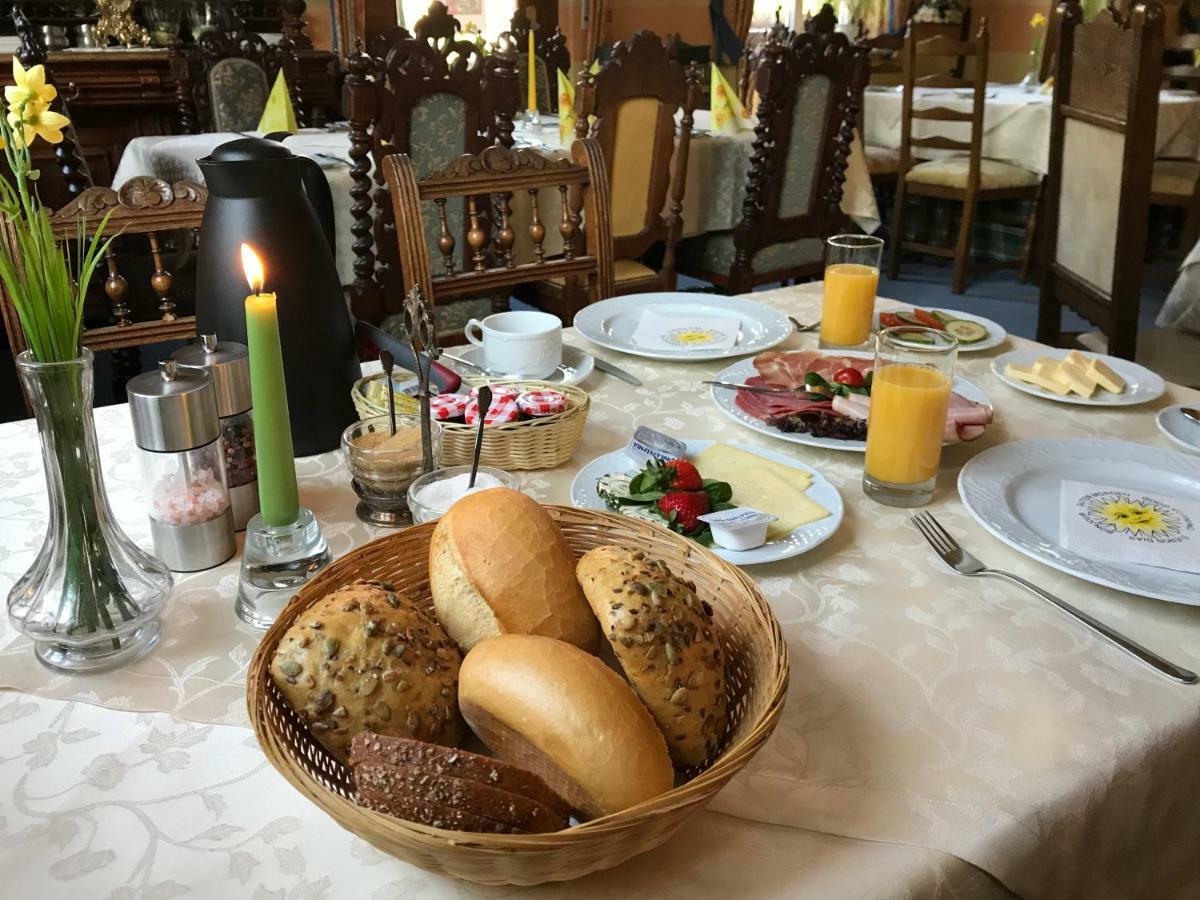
(270, 580), (464, 761)
(576, 546), (727, 767)
(428, 488), (599, 652)
(459, 634), (674, 819)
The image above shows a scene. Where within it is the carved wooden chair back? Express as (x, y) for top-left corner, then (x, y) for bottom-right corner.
(343, 1), (520, 323)
(1162, 31), (1200, 88)
(572, 30), (701, 289)
(1037, 1), (1163, 360)
(805, 4), (838, 34)
(738, 13), (795, 106)
(506, 10), (570, 112)
(382, 141), (614, 327)
(0, 177), (206, 391)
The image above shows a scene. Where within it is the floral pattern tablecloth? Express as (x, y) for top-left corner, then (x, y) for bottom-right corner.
(3, 284), (1200, 898)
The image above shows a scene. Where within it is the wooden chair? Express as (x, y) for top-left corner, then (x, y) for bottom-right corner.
(506, 10), (571, 113)
(0, 177), (206, 396)
(382, 141), (615, 341)
(677, 31), (871, 294)
(171, 8), (307, 134)
(343, 1), (519, 324)
(886, 20), (1041, 294)
(1038, 1), (1162, 360)
(738, 11), (794, 105)
(564, 31), (701, 298)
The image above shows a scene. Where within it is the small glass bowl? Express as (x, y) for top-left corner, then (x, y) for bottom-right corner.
(407, 465), (520, 525)
(341, 415), (441, 526)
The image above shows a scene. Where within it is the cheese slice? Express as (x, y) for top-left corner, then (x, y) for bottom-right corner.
(1053, 355), (1097, 398)
(1006, 361), (1071, 395)
(1086, 356), (1126, 393)
(691, 444), (826, 540)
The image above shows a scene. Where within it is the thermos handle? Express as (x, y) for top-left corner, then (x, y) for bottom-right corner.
(297, 155), (337, 256)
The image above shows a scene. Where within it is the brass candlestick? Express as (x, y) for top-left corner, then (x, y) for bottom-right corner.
(402, 285), (441, 474)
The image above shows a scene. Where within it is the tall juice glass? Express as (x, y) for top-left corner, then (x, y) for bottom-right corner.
(820, 234), (884, 349)
(863, 327), (958, 507)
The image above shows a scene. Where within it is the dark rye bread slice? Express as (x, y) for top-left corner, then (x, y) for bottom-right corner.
(354, 760), (567, 833)
(355, 764), (525, 833)
(349, 732), (571, 821)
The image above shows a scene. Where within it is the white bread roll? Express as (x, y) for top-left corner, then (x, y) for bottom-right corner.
(459, 634), (675, 819)
(428, 488), (600, 652)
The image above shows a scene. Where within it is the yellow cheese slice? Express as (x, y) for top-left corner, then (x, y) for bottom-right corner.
(692, 444), (826, 540)
(1054, 356), (1097, 398)
(1006, 361), (1070, 395)
(1086, 356), (1126, 393)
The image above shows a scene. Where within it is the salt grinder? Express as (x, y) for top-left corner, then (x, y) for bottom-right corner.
(172, 334), (259, 529)
(128, 362), (237, 572)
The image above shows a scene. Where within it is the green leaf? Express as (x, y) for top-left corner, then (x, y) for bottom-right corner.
(626, 490), (666, 502)
(702, 480), (733, 505)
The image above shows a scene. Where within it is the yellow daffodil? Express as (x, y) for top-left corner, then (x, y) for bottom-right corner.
(1030, 12), (1047, 28)
(8, 103), (70, 145)
(5, 57), (56, 112)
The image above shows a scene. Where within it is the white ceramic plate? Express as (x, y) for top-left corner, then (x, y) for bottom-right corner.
(446, 344), (594, 386)
(1157, 405), (1200, 454)
(958, 439), (1200, 605)
(991, 348), (1165, 406)
(710, 351), (993, 452)
(877, 305), (1008, 353)
(573, 293), (792, 361)
(569, 439), (843, 565)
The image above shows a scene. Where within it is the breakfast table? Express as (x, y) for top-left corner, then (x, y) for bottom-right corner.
(3, 283), (1200, 898)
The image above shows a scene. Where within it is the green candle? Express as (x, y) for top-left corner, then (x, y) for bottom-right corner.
(242, 243), (300, 527)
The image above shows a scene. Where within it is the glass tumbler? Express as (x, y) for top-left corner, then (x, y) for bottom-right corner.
(820, 234), (885, 350)
(863, 327), (959, 508)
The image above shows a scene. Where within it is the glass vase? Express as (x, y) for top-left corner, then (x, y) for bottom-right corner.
(8, 349), (173, 672)
(1020, 47), (1042, 93)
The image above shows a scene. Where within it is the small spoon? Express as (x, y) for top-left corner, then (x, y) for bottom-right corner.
(468, 385), (492, 489)
(790, 316), (821, 333)
(379, 350), (397, 436)
(1182, 407), (1200, 424)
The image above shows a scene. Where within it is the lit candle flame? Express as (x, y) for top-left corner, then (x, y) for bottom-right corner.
(241, 243), (266, 294)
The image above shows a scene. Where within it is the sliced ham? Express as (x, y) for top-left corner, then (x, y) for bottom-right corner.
(753, 351), (872, 389)
(734, 376), (833, 420)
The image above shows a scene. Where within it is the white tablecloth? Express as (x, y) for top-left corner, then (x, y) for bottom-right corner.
(863, 84), (1200, 174)
(3, 285), (1200, 897)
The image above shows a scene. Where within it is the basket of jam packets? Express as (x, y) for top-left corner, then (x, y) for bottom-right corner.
(429, 380), (589, 470)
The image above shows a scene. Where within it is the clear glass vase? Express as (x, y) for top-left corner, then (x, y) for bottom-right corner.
(8, 350), (173, 672)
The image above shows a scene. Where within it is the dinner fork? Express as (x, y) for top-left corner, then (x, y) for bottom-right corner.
(911, 511), (1198, 685)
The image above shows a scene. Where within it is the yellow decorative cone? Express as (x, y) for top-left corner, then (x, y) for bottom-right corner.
(710, 63), (750, 134)
(257, 70), (298, 134)
(558, 69), (576, 145)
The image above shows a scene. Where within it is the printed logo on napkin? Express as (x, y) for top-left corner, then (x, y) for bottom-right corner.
(631, 310), (740, 352)
(1060, 480), (1200, 575)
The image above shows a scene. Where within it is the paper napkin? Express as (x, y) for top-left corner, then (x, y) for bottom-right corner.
(258, 70), (298, 134)
(1059, 480), (1200, 575)
(710, 63), (752, 134)
(630, 310), (740, 351)
(558, 69), (576, 146)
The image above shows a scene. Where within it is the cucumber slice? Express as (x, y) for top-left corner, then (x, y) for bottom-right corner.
(943, 319), (988, 344)
(930, 310), (957, 326)
(895, 311), (924, 326)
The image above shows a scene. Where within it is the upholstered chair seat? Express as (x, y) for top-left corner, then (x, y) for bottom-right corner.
(864, 144), (901, 175)
(1151, 159), (1200, 196)
(905, 156), (1040, 190)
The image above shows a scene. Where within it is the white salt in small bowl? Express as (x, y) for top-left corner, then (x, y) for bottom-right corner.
(407, 465), (520, 524)
(696, 507), (777, 551)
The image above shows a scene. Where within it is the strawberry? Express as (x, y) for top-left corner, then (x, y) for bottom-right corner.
(657, 490), (710, 533)
(663, 458), (702, 491)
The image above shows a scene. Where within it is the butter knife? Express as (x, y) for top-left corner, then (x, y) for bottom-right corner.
(594, 356), (641, 386)
(703, 380), (812, 396)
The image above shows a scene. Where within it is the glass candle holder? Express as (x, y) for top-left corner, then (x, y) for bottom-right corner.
(820, 234), (884, 350)
(863, 326), (959, 508)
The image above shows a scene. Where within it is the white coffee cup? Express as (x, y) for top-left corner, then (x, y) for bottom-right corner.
(464, 311), (562, 378)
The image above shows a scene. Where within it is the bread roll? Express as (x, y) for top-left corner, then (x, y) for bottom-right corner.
(576, 546), (727, 767)
(428, 488), (599, 652)
(459, 634), (674, 818)
(270, 580), (463, 760)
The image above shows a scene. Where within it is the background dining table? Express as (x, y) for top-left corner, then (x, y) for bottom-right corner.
(3, 284), (1200, 898)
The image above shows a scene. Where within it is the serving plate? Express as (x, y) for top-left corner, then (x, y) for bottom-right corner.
(958, 439), (1200, 605)
(877, 304), (1008, 353)
(991, 348), (1164, 406)
(710, 351), (993, 452)
(573, 293), (792, 361)
(569, 439), (843, 565)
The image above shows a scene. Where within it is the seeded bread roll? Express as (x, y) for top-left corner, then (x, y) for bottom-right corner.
(428, 488), (600, 652)
(355, 765), (526, 833)
(575, 546), (727, 767)
(270, 580), (463, 761)
(459, 634), (674, 819)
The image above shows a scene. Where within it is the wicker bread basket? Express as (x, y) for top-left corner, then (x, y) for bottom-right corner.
(246, 506), (789, 885)
(351, 376), (588, 470)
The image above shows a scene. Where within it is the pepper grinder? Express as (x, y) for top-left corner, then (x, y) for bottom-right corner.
(172, 334), (260, 530)
(127, 362), (237, 572)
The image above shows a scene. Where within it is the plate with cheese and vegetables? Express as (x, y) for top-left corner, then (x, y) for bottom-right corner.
(876, 306), (1007, 352)
(569, 441), (844, 565)
(992, 348), (1164, 406)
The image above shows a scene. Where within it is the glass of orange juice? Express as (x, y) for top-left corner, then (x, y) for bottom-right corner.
(863, 327), (959, 507)
(820, 235), (884, 349)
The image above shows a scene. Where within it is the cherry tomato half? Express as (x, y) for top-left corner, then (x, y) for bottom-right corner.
(833, 367), (865, 388)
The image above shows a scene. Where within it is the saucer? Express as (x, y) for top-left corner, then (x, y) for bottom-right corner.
(449, 344), (594, 386)
(1157, 405), (1200, 454)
